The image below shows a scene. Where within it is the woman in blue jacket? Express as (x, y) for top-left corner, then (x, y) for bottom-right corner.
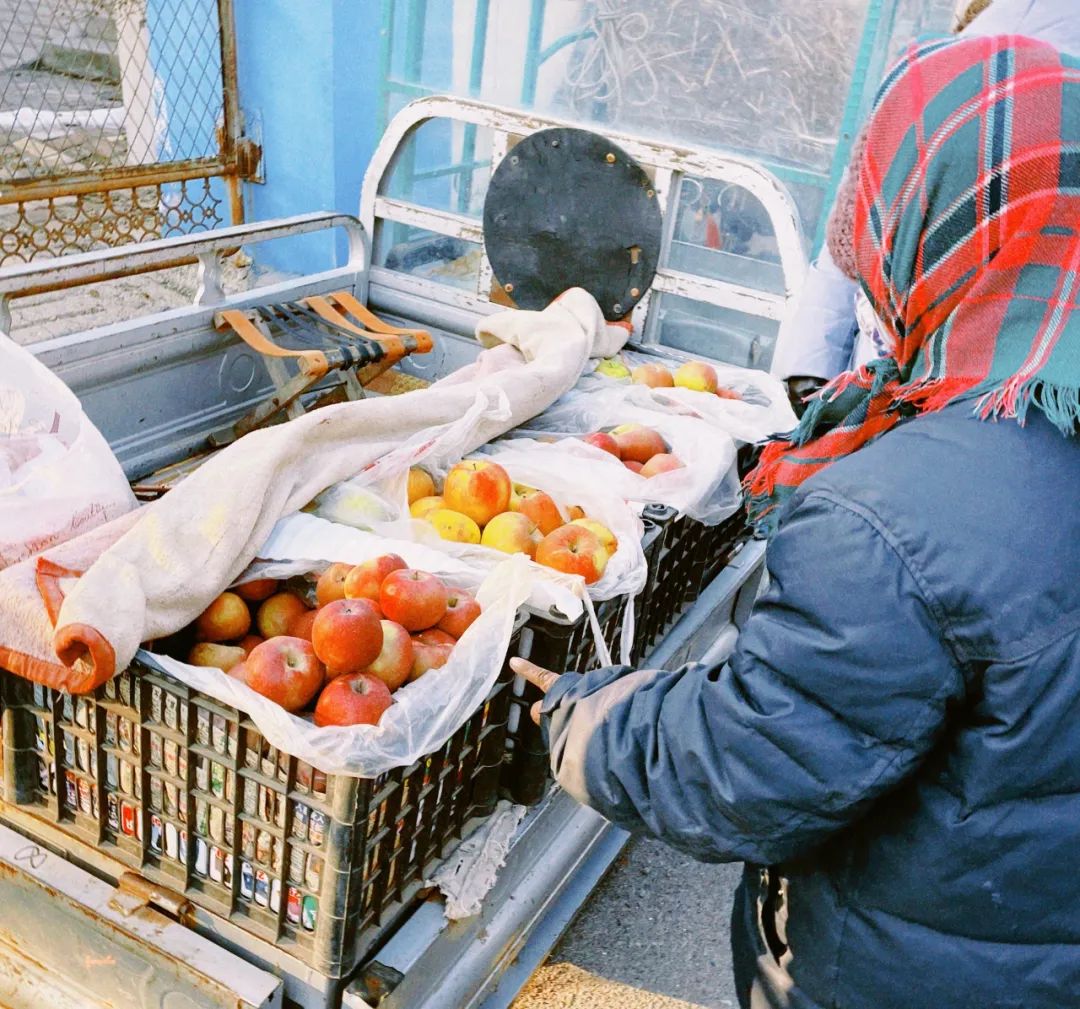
(514, 34), (1080, 1009)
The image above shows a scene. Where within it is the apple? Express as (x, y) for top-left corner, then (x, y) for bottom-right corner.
(238, 634), (264, 656)
(480, 511), (542, 557)
(439, 589), (481, 638)
(595, 357), (631, 379)
(245, 636), (325, 712)
(632, 363), (674, 388)
(380, 569), (448, 631)
(315, 562), (353, 607)
(623, 460), (644, 473)
(344, 553), (407, 604)
(228, 660), (248, 681)
(444, 460), (512, 527)
(188, 642), (246, 672)
(611, 424), (668, 464)
(640, 452), (685, 478)
(234, 578), (279, 602)
(716, 386), (743, 401)
(410, 495), (445, 520)
(581, 432), (621, 458)
(417, 628), (457, 647)
(674, 360), (719, 394)
(567, 505), (586, 521)
(365, 620), (414, 691)
(312, 598), (384, 676)
(256, 592), (310, 639)
(511, 484), (564, 536)
(428, 508), (482, 544)
(196, 592), (251, 642)
(570, 518), (618, 558)
(288, 609), (318, 642)
(314, 673), (393, 727)
(536, 524), (609, 584)
(409, 640), (452, 682)
(407, 467), (436, 505)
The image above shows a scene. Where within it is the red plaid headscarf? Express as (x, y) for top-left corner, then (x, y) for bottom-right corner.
(747, 34), (1080, 534)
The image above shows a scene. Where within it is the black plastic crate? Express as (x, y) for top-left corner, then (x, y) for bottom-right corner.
(0, 649), (515, 980)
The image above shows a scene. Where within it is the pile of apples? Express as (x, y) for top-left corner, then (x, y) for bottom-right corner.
(600, 357), (742, 400)
(184, 557), (480, 727)
(408, 461), (616, 585)
(582, 424), (683, 478)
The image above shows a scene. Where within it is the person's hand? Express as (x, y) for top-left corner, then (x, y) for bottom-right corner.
(509, 657), (563, 724)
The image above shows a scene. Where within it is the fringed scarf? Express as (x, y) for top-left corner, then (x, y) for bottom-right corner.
(747, 34), (1080, 534)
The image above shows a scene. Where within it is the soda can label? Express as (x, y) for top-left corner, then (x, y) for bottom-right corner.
(179, 829), (188, 864)
(64, 771), (78, 807)
(312, 770), (327, 797)
(211, 714), (227, 755)
(165, 821), (179, 859)
(292, 803), (309, 841)
(271, 836), (283, 874)
(34, 718), (47, 754)
(104, 679), (117, 701)
(277, 751), (289, 784)
(33, 683), (46, 708)
(308, 810), (326, 847)
(118, 675), (132, 708)
(241, 822), (256, 859)
(209, 845), (224, 883)
(255, 830), (272, 865)
(195, 758), (209, 793)
(210, 763), (225, 799)
(194, 838), (209, 877)
(135, 811), (144, 841)
(77, 777), (92, 815)
(240, 862), (255, 900)
(209, 804), (225, 843)
(150, 686), (163, 724)
(62, 733), (75, 767)
(288, 846), (306, 884)
(305, 854), (322, 893)
(107, 793), (120, 830)
(150, 815), (163, 853)
(118, 718), (132, 753)
(295, 762), (312, 791)
(120, 801), (137, 837)
(91, 790), (99, 820)
(178, 750), (188, 781)
(74, 698), (89, 729)
(76, 738), (90, 773)
(164, 693), (179, 730)
(162, 740), (178, 777)
(258, 785), (273, 823)
(89, 749), (97, 780)
(254, 869), (270, 907)
(134, 771), (142, 801)
(196, 709), (211, 747)
(195, 798), (209, 836)
(37, 759), (49, 791)
(178, 703), (188, 735)
(244, 736), (261, 770)
(227, 723), (239, 759)
(224, 815), (234, 848)
(270, 878), (282, 914)
(223, 856), (233, 890)
(286, 886), (302, 924)
(62, 693), (74, 723)
(104, 713), (117, 747)
(225, 769), (235, 804)
(106, 754), (118, 789)
(164, 781), (179, 818)
(119, 759), (134, 796)
(274, 792), (286, 829)
(149, 734), (163, 769)
(301, 895), (318, 932)
(149, 776), (163, 812)
(243, 779), (258, 816)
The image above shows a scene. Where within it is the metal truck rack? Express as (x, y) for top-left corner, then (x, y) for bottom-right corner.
(0, 97), (800, 1008)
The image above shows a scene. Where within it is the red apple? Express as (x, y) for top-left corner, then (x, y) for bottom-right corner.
(417, 628), (457, 647)
(439, 590), (481, 638)
(640, 452), (685, 478)
(611, 424), (668, 464)
(380, 569), (448, 631)
(344, 553), (407, 604)
(365, 620), (414, 691)
(623, 460), (644, 473)
(632, 363), (674, 388)
(311, 598), (384, 676)
(238, 634), (264, 656)
(674, 360), (719, 394)
(536, 524), (610, 584)
(444, 460), (512, 527)
(314, 673), (393, 727)
(195, 592), (251, 642)
(228, 660), (248, 682)
(288, 609), (318, 642)
(581, 432), (621, 458)
(409, 640), (452, 682)
(256, 592), (309, 639)
(480, 511), (543, 557)
(245, 636), (325, 712)
(234, 578), (279, 602)
(188, 642), (246, 672)
(511, 484), (564, 536)
(570, 518), (618, 558)
(315, 562), (353, 608)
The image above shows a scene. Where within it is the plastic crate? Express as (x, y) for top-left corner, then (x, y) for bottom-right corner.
(0, 647), (515, 980)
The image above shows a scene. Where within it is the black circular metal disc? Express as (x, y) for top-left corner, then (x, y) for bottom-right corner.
(483, 128), (663, 320)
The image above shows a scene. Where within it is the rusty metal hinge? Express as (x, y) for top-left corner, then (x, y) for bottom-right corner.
(236, 136), (264, 183)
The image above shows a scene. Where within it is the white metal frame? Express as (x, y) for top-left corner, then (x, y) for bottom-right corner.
(360, 95), (807, 345)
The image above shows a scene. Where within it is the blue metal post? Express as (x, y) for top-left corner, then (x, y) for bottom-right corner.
(520, 0), (547, 107)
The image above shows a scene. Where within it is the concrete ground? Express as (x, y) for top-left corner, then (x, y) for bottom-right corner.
(513, 839), (742, 1009)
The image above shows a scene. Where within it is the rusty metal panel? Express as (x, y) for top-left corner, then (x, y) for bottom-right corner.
(0, 821), (282, 1008)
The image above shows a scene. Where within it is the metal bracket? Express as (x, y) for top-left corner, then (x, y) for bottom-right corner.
(236, 136), (264, 184)
(108, 871), (196, 927)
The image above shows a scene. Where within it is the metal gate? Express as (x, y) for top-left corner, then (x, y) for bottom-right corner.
(0, 0), (255, 264)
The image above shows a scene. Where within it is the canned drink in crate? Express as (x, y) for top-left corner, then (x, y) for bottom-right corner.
(194, 838), (209, 877)
(241, 822), (256, 859)
(178, 702), (188, 735)
(291, 802), (309, 841)
(271, 836), (283, 873)
(211, 714), (227, 755)
(107, 793), (120, 831)
(274, 792), (286, 829)
(164, 781), (178, 818)
(295, 762), (312, 791)
(120, 801), (137, 837)
(227, 723), (239, 759)
(243, 778), (258, 816)
(195, 797), (209, 836)
(118, 718), (132, 753)
(163, 739), (178, 777)
(210, 762), (225, 799)
(118, 676), (132, 708)
(119, 759), (134, 796)
(62, 733), (75, 767)
(105, 753), (118, 789)
(150, 685), (163, 724)
(77, 777), (92, 815)
(33, 683), (47, 708)
(209, 845), (224, 883)
(178, 749), (188, 781)
(88, 749), (97, 780)
(196, 709), (210, 747)
(74, 697), (89, 729)
(37, 759), (49, 791)
(91, 790), (99, 820)
(34, 718), (47, 754)
(61, 693), (73, 723)
(63, 771), (77, 807)
(131, 727), (140, 758)
(149, 776), (163, 812)
(288, 845), (306, 884)
(163, 692), (179, 730)
(305, 854), (322, 893)
(104, 711), (118, 747)
(209, 804), (225, 843)
(179, 829), (188, 864)
(135, 810), (144, 841)
(224, 815), (234, 848)
(195, 758), (208, 793)
(104, 679), (117, 702)
(312, 769), (327, 797)
(255, 830), (271, 865)
(150, 815), (163, 853)
(225, 769), (235, 804)
(308, 809), (326, 847)
(277, 751), (289, 784)
(76, 737), (89, 772)
(258, 785), (273, 823)
(148, 734), (162, 769)
(270, 878), (281, 914)
(240, 861), (254, 900)
(165, 821), (178, 859)
(254, 869), (270, 907)
(301, 895), (318, 932)
(223, 855), (233, 890)
(244, 736), (260, 771)
(286, 886), (302, 924)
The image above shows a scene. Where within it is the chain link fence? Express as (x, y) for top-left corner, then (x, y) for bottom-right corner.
(0, 0), (240, 263)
